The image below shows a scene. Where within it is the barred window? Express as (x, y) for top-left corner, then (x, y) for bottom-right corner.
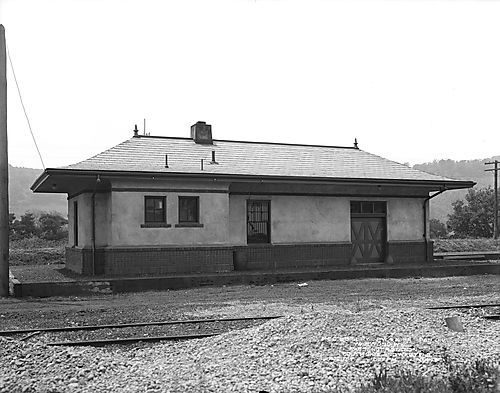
(247, 200), (270, 243)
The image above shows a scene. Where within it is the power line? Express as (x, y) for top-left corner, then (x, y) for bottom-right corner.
(6, 44), (45, 169)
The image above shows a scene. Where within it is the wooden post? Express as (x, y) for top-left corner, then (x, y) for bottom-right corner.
(0, 25), (9, 297)
(485, 160), (499, 239)
(495, 161), (498, 239)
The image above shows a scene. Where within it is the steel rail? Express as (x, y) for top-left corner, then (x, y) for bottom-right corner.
(0, 315), (282, 336)
(47, 333), (219, 347)
(428, 304), (500, 310)
(483, 315), (500, 320)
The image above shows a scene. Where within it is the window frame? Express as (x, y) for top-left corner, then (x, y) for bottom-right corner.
(142, 196), (170, 228)
(350, 201), (387, 217)
(176, 196), (203, 227)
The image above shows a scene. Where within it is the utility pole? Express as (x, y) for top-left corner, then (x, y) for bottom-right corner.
(485, 160), (499, 239)
(0, 25), (9, 297)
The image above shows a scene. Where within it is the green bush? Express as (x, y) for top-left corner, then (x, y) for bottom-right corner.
(433, 238), (500, 253)
(8, 237), (66, 266)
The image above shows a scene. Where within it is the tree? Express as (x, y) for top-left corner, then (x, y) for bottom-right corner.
(430, 218), (447, 239)
(38, 212), (68, 240)
(15, 212), (38, 238)
(447, 187), (494, 238)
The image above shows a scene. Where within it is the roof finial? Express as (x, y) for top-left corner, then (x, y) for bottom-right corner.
(133, 124), (139, 137)
(354, 138), (359, 149)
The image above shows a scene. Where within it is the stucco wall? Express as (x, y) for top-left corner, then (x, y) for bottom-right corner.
(68, 192), (111, 248)
(68, 185), (427, 248)
(229, 195), (350, 245)
(68, 194), (92, 247)
(95, 193), (111, 247)
(110, 191), (230, 246)
(230, 195), (426, 245)
(387, 198), (426, 241)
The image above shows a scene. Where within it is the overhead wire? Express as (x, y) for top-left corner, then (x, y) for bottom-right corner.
(6, 44), (46, 169)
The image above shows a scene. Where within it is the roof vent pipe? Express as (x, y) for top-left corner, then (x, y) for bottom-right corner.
(133, 124), (139, 137)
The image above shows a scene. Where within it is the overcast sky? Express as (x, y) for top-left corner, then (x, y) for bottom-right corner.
(2, 0), (500, 170)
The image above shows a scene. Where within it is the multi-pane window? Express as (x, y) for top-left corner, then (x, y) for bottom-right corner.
(247, 200), (270, 243)
(350, 201), (386, 215)
(145, 196), (166, 223)
(178, 196), (199, 224)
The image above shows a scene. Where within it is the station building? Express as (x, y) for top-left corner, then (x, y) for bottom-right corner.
(31, 122), (474, 276)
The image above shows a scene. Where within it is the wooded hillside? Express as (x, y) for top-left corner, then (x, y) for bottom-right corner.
(8, 165), (67, 217)
(413, 155), (500, 223)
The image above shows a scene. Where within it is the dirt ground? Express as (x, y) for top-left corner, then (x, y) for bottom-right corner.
(0, 275), (498, 331)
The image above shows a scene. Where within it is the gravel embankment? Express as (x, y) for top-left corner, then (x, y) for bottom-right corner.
(1, 306), (499, 393)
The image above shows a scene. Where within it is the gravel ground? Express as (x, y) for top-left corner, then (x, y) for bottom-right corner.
(0, 307), (499, 393)
(0, 276), (499, 392)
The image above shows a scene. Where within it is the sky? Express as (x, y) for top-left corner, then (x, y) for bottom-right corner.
(1, 0), (500, 170)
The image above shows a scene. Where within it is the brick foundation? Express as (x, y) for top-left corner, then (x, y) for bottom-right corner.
(233, 243), (352, 271)
(65, 240), (434, 276)
(386, 241), (433, 264)
(67, 246), (234, 276)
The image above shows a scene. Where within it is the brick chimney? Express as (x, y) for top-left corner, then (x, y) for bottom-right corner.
(191, 121), (213, 144)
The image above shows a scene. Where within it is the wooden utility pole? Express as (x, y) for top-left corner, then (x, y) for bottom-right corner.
(485, 160), (499, 239)
(0, 25), (9, 297)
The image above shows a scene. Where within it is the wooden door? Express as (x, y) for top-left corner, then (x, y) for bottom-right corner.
(351, 201), (387, 263)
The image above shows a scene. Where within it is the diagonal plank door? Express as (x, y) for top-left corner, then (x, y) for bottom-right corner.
(351, 217), (386, 263)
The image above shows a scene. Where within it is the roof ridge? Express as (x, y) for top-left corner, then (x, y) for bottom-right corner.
(134, 134), (358, 150)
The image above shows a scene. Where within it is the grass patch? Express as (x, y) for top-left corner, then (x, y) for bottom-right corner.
(434, 238), (500, 253)
(356, 359), (499, 393)
(8, 237), (66, 266)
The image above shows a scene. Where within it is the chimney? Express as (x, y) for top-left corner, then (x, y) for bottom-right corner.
(191, 121), (213, 144)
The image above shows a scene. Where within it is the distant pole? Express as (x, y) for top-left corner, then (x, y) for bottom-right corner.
(0, 25), (9, 297)
(485, 160), (499, 239)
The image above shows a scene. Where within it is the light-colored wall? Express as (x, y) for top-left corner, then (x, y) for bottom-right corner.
(229, 195), (426, 245)
(68, 194), (91, 247)
(229, 195), (350, 245)
(67, 182), (427, 248)
(110, 191), (230, 246)
(68, 192), (111, 248)
(95, 193), (111, 247)
(387, 198), (426, 241)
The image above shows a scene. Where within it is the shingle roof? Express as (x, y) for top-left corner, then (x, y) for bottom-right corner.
(59, 135), (461, 184)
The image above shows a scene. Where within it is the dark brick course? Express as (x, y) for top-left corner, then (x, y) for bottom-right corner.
(387, 241), (433, 264)
(65, 241), (433, 277)
(233, 243), (352, 271)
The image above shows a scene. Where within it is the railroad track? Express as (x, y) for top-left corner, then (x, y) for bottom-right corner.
(0, 315), (282, 346)
(428, 303), (500, 321)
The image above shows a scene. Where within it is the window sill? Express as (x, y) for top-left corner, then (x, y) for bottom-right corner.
(175, 223), (204, 228)
(141, 223), (171, 228)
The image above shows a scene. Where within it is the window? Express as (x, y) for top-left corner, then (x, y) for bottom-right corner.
(178, 196), (200, 224)
(247, 200), (270, 243)
(144, 196), (166, 223)
(73, 201), (78, 246)
(350, 201), (386, 215)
